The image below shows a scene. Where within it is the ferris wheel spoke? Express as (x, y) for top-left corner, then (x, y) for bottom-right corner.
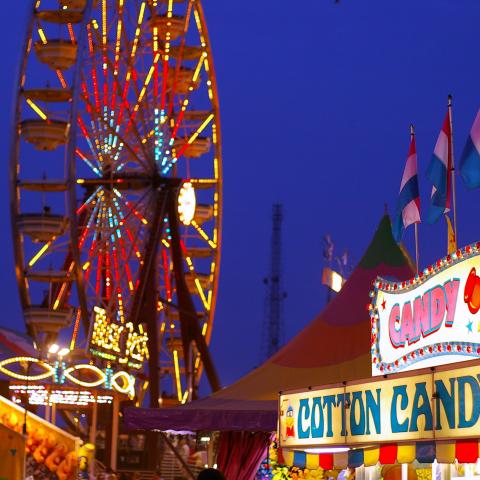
(110, 195), (149, 284)
(189, 220), (216, 249)
(79, 72), (123, 167)
(84, 27), (153, 171)
(77, 115), (105, 174)
(124, 52), (161, 137)
(81, 227), (98, 281)
(159, 53), (208, 165)
(86, 24), (102, 114)
(122, 48), (158, 133)
(105, 229), (125, 318)
(117, 2), (147, 126)
(161, 247), (173, 302)
(166, 0), (195, 116)
(76, 143), (101, 177)
(78, 201), (103, 274)
(111, 1), (125, 111)
(162, 112), (213, 174)
(112, 188), (150, 226)
(80, 92), (151, 173)
(180, 241), (210, 311)
(76, 186), (103, 216)
(112, 232), (136, 295)
(87, 24), (153, 165)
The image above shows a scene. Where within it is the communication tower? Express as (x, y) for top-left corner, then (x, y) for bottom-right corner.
(261, 204), (287, 361)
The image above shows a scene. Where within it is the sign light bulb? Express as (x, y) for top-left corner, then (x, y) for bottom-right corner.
(48, 344), (59, 354)
(370, 245), (480, 376)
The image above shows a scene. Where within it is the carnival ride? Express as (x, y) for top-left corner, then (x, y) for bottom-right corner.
(9, 0), (222, 422)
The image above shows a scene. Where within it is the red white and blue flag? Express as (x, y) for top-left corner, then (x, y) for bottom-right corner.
(460, 109), (480, 189)
(393, 132), (420, 242)
(426, 109), (452, 224)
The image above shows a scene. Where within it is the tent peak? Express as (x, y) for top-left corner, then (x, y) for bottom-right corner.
(358, 214), (413, 270)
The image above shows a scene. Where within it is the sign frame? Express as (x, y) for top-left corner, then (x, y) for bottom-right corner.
(278, 358), (480, 449)
(370, 242), (480, 376)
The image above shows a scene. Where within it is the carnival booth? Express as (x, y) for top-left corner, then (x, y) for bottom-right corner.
(0, 393), (81, 479)
(125, 215), (416, 479)
(276, 227), (480, 480)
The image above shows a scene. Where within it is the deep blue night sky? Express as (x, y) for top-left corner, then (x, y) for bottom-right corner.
(2, 1), (480, 390)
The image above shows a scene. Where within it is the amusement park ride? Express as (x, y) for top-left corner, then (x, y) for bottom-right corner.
(4, 0), (222, 451)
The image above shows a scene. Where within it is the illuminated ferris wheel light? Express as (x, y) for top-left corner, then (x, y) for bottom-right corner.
(178, 182), (196, 226)
(12, 0), (222, 401)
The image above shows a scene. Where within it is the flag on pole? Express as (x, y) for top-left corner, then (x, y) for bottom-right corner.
(446, 215), (457, 254)
(392, 132), (420, 242)
(460, 109), (480, 189)
(426, 110), (452, 224)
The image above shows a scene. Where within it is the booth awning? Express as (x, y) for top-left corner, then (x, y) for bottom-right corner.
(279, 440), (480, 469)
(125, 215), (415, 432)
(126, 397), (277, 432)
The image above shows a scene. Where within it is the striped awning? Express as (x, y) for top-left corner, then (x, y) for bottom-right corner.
(278, 440), (480, 469)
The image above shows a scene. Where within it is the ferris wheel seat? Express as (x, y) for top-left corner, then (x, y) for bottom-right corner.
(17, 213), (68, 243)
(174, 136), (211, 158)
(190, 178), (217, 190)
(185, 272), (210, 293)
(34, 40), (78, 71)
(25, 270), (74, 283)
(36, 10), (84, 24)
(193, 204), (214, 225)
(23, 88), (72, 103)
(169, 45), (204, 61)
(24, 306), (73, 337)
(163, 308), (205, 321)
(167, 68), (200, 94)
(182, 110), (211, 122)
(166, 337), (184, 357)
(149, 15), (185, 41)
(20, 119), (67, 151)
(18, 179), (69, 192)
(186, 247), (213, 258)
(20, 120), (68, 151)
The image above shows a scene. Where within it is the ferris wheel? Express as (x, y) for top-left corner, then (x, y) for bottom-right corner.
(10, 0), (222, 405)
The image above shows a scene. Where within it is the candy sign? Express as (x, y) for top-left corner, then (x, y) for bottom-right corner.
(370, 244), (480, 376)
(279, 362), (480, 448)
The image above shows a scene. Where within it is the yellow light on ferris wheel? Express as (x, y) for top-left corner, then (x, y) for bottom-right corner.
(178, 182), (196, 226)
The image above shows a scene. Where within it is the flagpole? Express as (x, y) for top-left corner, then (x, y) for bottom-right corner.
(448, 94), (458, 246)
(411, 124), (419, 274)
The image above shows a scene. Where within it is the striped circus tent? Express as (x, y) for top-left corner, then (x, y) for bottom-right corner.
(126, 214), (415, 432)
(210, 214), (415, 404)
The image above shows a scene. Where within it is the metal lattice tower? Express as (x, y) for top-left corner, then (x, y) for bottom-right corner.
(261, 204), (286, 361)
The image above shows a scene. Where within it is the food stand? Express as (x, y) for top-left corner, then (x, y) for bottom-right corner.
(278, 242), (480, 480)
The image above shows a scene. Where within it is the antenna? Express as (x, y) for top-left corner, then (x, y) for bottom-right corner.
(261, 204), (287, 361)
